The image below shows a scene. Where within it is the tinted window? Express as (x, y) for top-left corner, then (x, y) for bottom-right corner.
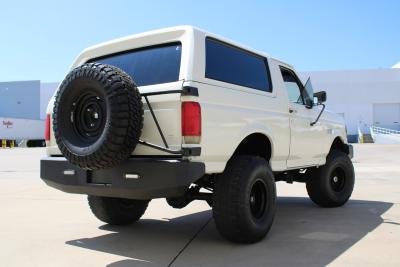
(90, 43), (181, 86)
(206, 38), (271, 92)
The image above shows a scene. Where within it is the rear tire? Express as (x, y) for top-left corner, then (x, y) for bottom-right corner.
(306, 150), (355, 207)
(88, 196), (149, 225)
(212, 156), (276, 243)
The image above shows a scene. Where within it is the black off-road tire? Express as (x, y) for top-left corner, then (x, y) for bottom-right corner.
(53, 63), (143, 170)
(88, 196), (149, 225)
(212, 156), (276, 243)
(306, 150), (355, 207)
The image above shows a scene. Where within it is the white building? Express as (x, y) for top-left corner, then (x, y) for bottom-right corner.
(301, 65), (400, 142)
(0, 81), (58, 141)
(2, 64), (399, 143)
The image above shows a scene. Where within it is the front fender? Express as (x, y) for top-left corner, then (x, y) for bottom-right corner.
(324, 132), (350, 159)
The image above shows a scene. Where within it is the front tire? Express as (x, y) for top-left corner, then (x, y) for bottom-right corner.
(88, 196), (149, 225)
(212, 156), (276, 243)
(306, 150), (355, 207)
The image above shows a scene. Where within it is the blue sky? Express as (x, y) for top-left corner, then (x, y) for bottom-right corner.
(0, 0), (399, 82)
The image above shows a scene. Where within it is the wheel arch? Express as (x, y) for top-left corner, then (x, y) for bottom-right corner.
(329, 136), (350, 155)
(230, 132), (273, 163)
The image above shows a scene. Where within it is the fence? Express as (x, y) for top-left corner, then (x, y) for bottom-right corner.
(370, 126), (400, 144)
(370, 126), (400, 135)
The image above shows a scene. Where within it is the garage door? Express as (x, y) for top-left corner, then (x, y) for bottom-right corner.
(373, 103), (400, 130)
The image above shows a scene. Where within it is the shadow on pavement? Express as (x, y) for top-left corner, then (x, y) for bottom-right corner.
(66, 197), (393, 267)
(67, 209), (212, 266)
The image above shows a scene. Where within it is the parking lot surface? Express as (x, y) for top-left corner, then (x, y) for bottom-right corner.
(0, 144), (399, 267)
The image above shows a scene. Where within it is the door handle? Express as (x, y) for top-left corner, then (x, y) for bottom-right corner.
(289, 109), (297, 114)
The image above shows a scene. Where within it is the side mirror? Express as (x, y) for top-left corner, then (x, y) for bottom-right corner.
(310, 91), (327, 126)
(313, 91), (327, 104)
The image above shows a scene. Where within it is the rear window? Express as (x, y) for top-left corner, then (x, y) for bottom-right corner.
(205, 38), (271, 92)
(90, 42), (181, 86)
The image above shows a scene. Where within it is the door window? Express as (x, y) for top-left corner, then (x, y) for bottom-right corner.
(280, 67), (310, 105)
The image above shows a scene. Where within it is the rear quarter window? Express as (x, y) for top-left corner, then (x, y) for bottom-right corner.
(89, 42), (182, 86)
(205, 38), (271, 92)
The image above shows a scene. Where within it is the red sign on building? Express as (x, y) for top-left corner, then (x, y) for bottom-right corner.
(2, 120), (13, 129)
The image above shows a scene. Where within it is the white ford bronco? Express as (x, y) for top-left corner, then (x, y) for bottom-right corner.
(41, 26), (354, 243)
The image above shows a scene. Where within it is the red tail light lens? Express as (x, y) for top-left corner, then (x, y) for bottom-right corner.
(181, 102), (201, 143)
(45, 114), (50, 141)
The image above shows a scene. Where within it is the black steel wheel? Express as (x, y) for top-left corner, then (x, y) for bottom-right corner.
(330, 167), (346, 193)
(249, 179), (268, 220)
(71, 92), (106, 143)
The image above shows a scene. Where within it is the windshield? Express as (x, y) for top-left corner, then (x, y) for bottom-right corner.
(89, 42), (182, 86)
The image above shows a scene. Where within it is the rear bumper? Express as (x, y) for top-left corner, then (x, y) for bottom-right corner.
(40, 157), (205, 199)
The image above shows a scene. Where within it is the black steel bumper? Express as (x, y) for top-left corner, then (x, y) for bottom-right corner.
(40, 157), (205, 199)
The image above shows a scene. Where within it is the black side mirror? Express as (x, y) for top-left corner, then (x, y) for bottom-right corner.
(310, 91), (327, 126)
(313, 91), (327, 104)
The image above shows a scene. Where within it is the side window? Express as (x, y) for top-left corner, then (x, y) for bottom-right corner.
(280, 67), (305, 105)
(205, 38), (272, 92)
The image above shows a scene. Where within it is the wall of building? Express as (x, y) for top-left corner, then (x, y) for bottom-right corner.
(40, 82), (59, 120)
(0, 80), (41, 120)
(300, 68), (400, 136)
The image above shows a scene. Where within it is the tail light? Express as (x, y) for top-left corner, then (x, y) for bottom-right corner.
(181, 102), (201, 144)
(45, 114), (50, 141)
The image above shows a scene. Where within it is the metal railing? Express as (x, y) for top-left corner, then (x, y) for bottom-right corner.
(370, 126), (400, 135)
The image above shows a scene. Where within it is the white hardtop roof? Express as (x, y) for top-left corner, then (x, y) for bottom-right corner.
(79, 25), (289, 67)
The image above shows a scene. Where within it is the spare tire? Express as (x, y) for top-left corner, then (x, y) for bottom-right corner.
(53, 63), (143, 170)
